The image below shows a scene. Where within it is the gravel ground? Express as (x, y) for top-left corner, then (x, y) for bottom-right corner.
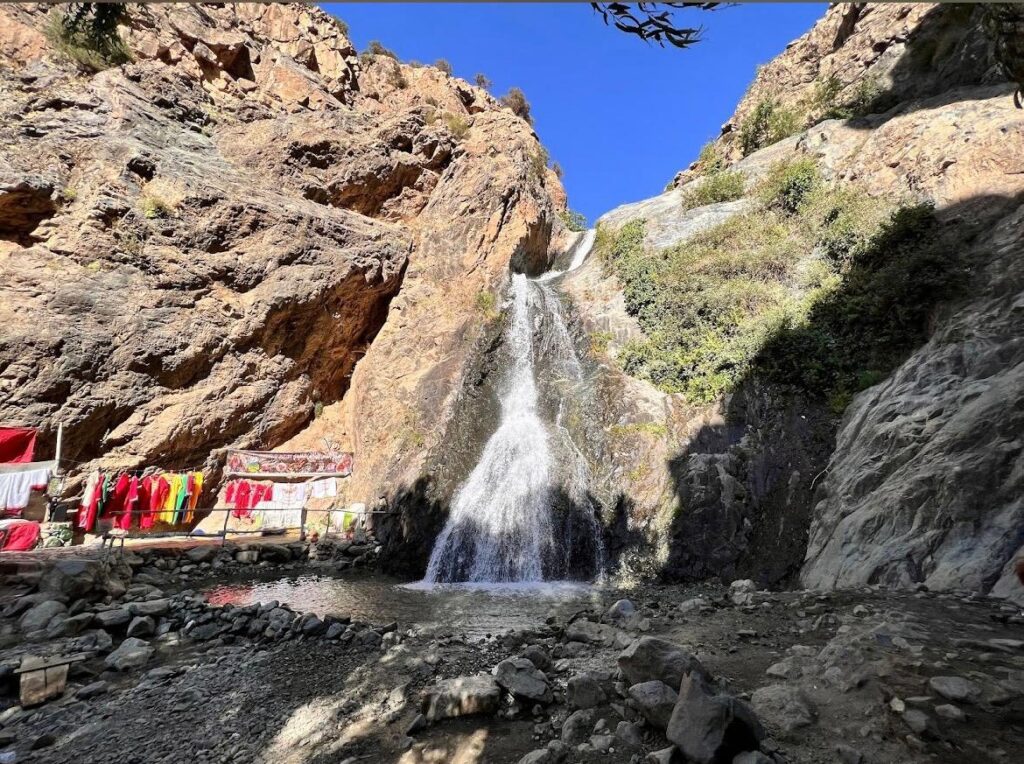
(2, 578), (1023, 764)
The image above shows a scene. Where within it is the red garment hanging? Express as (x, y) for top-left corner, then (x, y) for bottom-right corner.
(230, 480), (253, 518)
(113, 476), (139, 531)
(77, 474), (103, 532)
(138, 476), (156, 529)
(105, 473), (132, 530)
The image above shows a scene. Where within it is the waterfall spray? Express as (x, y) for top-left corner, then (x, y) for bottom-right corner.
(423, 232), (603, 584)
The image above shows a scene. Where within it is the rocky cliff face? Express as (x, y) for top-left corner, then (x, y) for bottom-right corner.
(0, 4), (565, 498)
(587, 3), (1023, 598)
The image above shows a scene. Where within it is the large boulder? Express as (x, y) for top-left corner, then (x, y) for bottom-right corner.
(421, 675), (500, 722)
(666, 672), (764, 764)
(94, 608), (132, 629)
(37, 560), (104, 599)
(749, 684), (817, 733)
(565, 619), (620, 646)
(104, 638), (155, 671)
(628, 680), (679, 730)
(492, 657), (552, 703)
(618, 637), (708, 688)
(19, 600), (66, 633)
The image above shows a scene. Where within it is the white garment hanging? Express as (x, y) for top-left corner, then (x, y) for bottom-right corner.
(310, 478), (337, 499)
(0, 464), (51, 511)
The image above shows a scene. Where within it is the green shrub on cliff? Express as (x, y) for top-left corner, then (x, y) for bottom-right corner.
(738, 99), (803, 156)
(595, 160), (960, 408)
(559, 209), (587, 232)
(680, 169), (745, 210)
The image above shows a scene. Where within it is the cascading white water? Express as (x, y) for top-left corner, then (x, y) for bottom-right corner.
(423, 231), (603, 584)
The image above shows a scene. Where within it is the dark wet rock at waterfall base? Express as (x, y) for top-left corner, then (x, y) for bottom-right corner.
(666, 672), (764, 764)
(618, 636), (708, 688)
(421, 675), (501, 722)
(628, 680), (679, 729)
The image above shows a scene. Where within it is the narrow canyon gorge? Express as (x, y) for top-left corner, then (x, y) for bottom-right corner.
(0, 3), (1022, 763)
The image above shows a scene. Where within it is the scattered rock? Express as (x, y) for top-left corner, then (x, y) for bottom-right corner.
(606, 599), (636, 621)
(928, 676), (982, 703)
(129, 599), (170, 617)
(666, 672), (764, 764)
(19, 600), (66, 633)
(730, 580), (757, 606)
(618, 637), (708, 688)
(901, 709), (935, 738)
(646, 747), (681, 764)
(94, 608), (132, 630)
(104, 637), (155, 671)
(421, 675), (500, 722)
(628, 680), (679, 729)
(126, 615), (156, 638)
(561, 708), (597, 745)
(566, 673), (606, 709)
(76, 680), (109, 699)
(615, 720), (644, 747)
(750, 684), (817, 732)
(934, 703), (965, 721)
(565, 619), (619, 646)
(492, 657), (552, 703)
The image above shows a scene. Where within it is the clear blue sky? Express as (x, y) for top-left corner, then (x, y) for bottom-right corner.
(322, 3), (826, 222)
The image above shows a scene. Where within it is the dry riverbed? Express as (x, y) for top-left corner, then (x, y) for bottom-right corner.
(1, 543), (1022, 764)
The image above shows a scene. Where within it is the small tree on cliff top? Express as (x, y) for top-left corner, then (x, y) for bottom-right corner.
(499, 87), (533, 125)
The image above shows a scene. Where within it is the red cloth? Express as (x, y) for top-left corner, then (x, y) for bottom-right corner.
(252, 483), (272, 506)
(104, 474), (132, 529)
(0, 520), (40, 551)
(0, 428), (36, 464)
(230, 480), (253, 518)
(113, 476), (139, 531)
(78, 475), (103, 532)
(138, 476), (156, 529)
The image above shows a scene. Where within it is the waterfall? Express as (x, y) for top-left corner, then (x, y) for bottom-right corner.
(423, 232), (603, 584)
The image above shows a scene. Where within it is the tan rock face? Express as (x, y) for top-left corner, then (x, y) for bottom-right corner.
(0, 3), (565, 499)
(672, 3), (1004, 182)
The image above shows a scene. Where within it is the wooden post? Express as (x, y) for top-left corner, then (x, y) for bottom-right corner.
(54, 422), (63, 468)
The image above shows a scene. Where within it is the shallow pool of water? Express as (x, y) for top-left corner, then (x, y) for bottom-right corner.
(202, 571), (619, 637)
